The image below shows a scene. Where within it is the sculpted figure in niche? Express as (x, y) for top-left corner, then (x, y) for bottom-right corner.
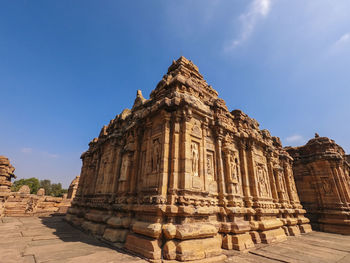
(151, 139), (161, 172)
(278, 170), (286, 193)
(191, 142), (199, 176)
(288, 171), (297, 193)
(119, 155), (129, 181)
(229, 153), (241, 194)
(321, 177), (332, 194)
(229, 154), (239, 183)
(206, 154), (213, 179)
(257, 164), (269, 197)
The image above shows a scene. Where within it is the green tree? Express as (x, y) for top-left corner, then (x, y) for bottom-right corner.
(40, 179), (52, 195)
(39, 180), (68, 197)
(11, 178), (40, 194)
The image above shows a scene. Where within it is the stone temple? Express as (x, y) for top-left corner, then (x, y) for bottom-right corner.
(66, 57), (311, 262)
(286, 135), (350, 235)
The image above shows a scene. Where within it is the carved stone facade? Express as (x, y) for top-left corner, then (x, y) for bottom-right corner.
(0, 156), (76, 217)
(66, 57), (311, 262)
(286, 136), (350, 234)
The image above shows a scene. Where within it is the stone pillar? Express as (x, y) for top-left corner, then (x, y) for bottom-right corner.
(167, 111), (181, 204)
(215, 130), (226, 205)
(266, 152), (278, 204)
(159, 111), (171, 200)
(330, 165), (347, 207)
(238, 140), (252, 207)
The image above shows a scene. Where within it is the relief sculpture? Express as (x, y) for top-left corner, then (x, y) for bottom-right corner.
(191, 142), (199, 176)
(151, 139), (161, 173)
(229, 153), (240, 194)
(256, 163), (270, 198)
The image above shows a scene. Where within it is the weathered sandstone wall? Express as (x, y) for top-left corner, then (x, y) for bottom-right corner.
(66, 57), (311, 263)
(286, 135), (350, 234)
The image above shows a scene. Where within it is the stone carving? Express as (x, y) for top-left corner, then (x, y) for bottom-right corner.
(66, 57), (311, 262)
(229, 154), (239, 183)
(119, 154), (129, 181)
(206, 152), (214, 179)
(286, 136), (350, 235)
(191, 142), (199, 176)
(320, 177), (332, 194)
(229, 153), (240, 194)
(151, 138), (161, 172)
(256, 163), (270, 198)
(191, 124), (202, 138)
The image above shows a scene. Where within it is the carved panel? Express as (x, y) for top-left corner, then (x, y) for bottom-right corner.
(191, 141), (200, 177)
(229, 151), (241, 194)
(151, 138), (161, 173)
(206, 151), (214, 180)
(119, 154), (129, 182)
(320, 177), (333, 195)
(256, 162), (271, 198)
(191, 124), (202, 139)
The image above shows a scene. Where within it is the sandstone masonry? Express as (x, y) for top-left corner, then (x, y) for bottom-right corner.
(66, 57), (311, 263)
(286, 135), (350, 234)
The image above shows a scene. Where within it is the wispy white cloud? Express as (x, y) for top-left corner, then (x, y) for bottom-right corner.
(335, 33), (350, 46)
(21, 148), (33, 154)
(44, 152), (59, 159)
(331, 32), (350, 53)
(20, 147), (58, 158)
(285, 134), (305, 145)
(225, 0), (272, 51)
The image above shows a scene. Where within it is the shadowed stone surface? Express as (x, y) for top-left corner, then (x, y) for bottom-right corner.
(286, 135), (350, 234)
(0, 216), (349, 263)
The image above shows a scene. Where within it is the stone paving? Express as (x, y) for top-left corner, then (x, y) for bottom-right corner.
(1, 216), (350, 263)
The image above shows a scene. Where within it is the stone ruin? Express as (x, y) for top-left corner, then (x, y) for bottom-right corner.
(286, 135), (350, 234)
(66, 56), (311, 262)
(0, 156), (16, 216)
(0, 156), (76, 217)
(0, 156), (16, 193)
(67, 175), (80, 199)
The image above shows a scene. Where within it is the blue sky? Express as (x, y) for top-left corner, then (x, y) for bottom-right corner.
(1, 1), (349, 188)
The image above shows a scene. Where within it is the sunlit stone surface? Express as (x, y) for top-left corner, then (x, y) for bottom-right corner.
(67, 57), (311, 262)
